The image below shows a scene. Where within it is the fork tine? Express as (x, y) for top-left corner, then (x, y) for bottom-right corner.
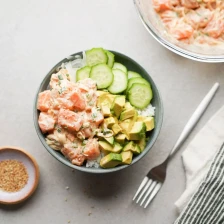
(143, 183), (162, 208)
(140, 181), (157, 206)
(136, 179), (152, 203)
(133, 176), (149, 201)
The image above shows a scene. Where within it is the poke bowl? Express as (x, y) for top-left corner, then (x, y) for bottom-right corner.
(33, 48), (163, 174)
(134, 0), (224, 62)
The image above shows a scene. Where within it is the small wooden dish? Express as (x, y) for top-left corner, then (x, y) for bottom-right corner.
(0, 146), (39, 204)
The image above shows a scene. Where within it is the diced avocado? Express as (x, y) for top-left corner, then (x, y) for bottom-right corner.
(144, 117), (155, 131)
(111, 95), (125, 118)
(97, 94), (111, 107)
(133, 144), (141, 154)
(119, 119), (131, 133)
(120, 108), (136, 121)
(99, 141), (113, 153)
(115, 133), (126, 145)
(97, 91), (109, 97)
(124, 102), (133, 110)
(137, 115), (144, 122)
(121, 151), (133, 165)
(112, 123), (122, 135)
(113, 142), (123, 153)
(100, 153), (122, 168)
(123, 141), (135, 152)
(123, 141), (141, 154)
(104, 117), (116, 128)
(99, 141), (122, 154)
(136, 136), (146, 152)
(103, 136), (114, 145)
(107, 94), (116, 104)
(101, 105), (111, 117)
(129, 122), (146, 140)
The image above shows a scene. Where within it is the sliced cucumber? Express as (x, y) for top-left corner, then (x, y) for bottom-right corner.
(128, 83), (153, 109)
(108, 69), (128, 94)
(76, 66), (91, 81)
(86, 48), (108, 67)
(126, 77), (150, 93)
(105, 50), (115, 68)
(128, 71), (141, 79)
(90, 63), (113, 89)
(113, 62), (127, 74)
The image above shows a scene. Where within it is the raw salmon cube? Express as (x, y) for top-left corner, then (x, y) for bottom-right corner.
(83, 138), (100, 160)
(37, 90), (52, 112)
(70, 89), (86, 111)
(61, 143), (86, 166)
(153, 0), (172, 12)
(38, 112), (56, 133)
(180, 0), (199, 9)
(58, 109), (83, 132)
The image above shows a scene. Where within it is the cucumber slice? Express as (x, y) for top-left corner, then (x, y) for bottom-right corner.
(90, 63), (113, 89)
(105, 50), (115, 68)
(128, 83), (153, 109)
(113, 62), (127, 74)
(108, 69), (128, 94)
(76, 66), (91, 81)
(128, 71), (141, 79)
(127, 77), (150, 93)
(86, 48), (108, 66)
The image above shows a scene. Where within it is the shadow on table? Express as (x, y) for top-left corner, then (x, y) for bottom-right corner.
(67, 164), (138, 200)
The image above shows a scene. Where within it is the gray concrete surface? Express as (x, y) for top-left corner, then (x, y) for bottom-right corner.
(0, 0), (224, 224)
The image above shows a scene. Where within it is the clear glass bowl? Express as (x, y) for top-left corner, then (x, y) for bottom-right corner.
(133, 0), (224, 63)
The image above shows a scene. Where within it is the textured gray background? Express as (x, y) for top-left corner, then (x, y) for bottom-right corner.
(0, 0), (224, 224)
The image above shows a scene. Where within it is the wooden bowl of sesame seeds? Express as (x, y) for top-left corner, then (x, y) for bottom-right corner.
(0, 146), (39, 204)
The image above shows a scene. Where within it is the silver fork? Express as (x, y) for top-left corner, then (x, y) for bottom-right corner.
(133, 83), (219, 208)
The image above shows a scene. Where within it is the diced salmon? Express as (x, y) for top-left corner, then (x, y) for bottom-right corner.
(78, 78), (97, 91)
(58, 109), (83, 132)
(61, 143), (85, 166)
(37, 90), (52, 112)
(38, 112), (56, 133)
(153, 0), (172, 12)
(169, 19), (194, 40)
(180, 0), (199, 9)
(70, 89), (86, 111)
(49, 69), (70, 89)
(186, 8), (213, 28)
(57, 97), (75, 110)
(203, 12), (224, 38)
(83, 138), (100, 160)
(90, 107), (104, 126)
(160, 10), (178, 23)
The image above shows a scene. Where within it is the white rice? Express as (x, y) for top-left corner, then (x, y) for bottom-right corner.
(137, 104), (155, 117)
(86, 153), (103, 168)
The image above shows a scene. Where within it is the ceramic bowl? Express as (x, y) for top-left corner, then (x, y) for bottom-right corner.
(0, 146), (39, 204)
(33, 50), (163, 173)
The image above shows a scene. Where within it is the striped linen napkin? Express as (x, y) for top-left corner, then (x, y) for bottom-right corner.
(174, 142), (224, 224)
(174, 106), (224, 224)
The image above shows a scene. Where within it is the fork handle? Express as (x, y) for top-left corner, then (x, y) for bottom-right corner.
(167, 83), (219, 160)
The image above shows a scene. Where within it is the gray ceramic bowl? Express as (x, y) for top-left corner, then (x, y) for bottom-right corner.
(33, 50), (163, 174)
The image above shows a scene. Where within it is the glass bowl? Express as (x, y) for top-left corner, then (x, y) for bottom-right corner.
(133, 0), (224, 63)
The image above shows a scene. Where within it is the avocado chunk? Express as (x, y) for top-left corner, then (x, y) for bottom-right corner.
(99, 141), (122, 154)
(124, 102), (133, 110)
(120, 108), (136, 121)
(137, 115), (144, 122)
(100, 153), (122, 168)
(136, 136), (146, 152)
(121, 151), (133, 165)
(111, 95), (125, 118)
(129, 122), (146, 140)
(103, 136), (114, 145)
(144, 117), (155, 131)
(104, 117), (116, 128)
(123, 141), (135, 152)
(100, 105), (111, 117)
(115, 133), (126, 145)
(112, 123), (122, 135)
(123, 141), (141, 154)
